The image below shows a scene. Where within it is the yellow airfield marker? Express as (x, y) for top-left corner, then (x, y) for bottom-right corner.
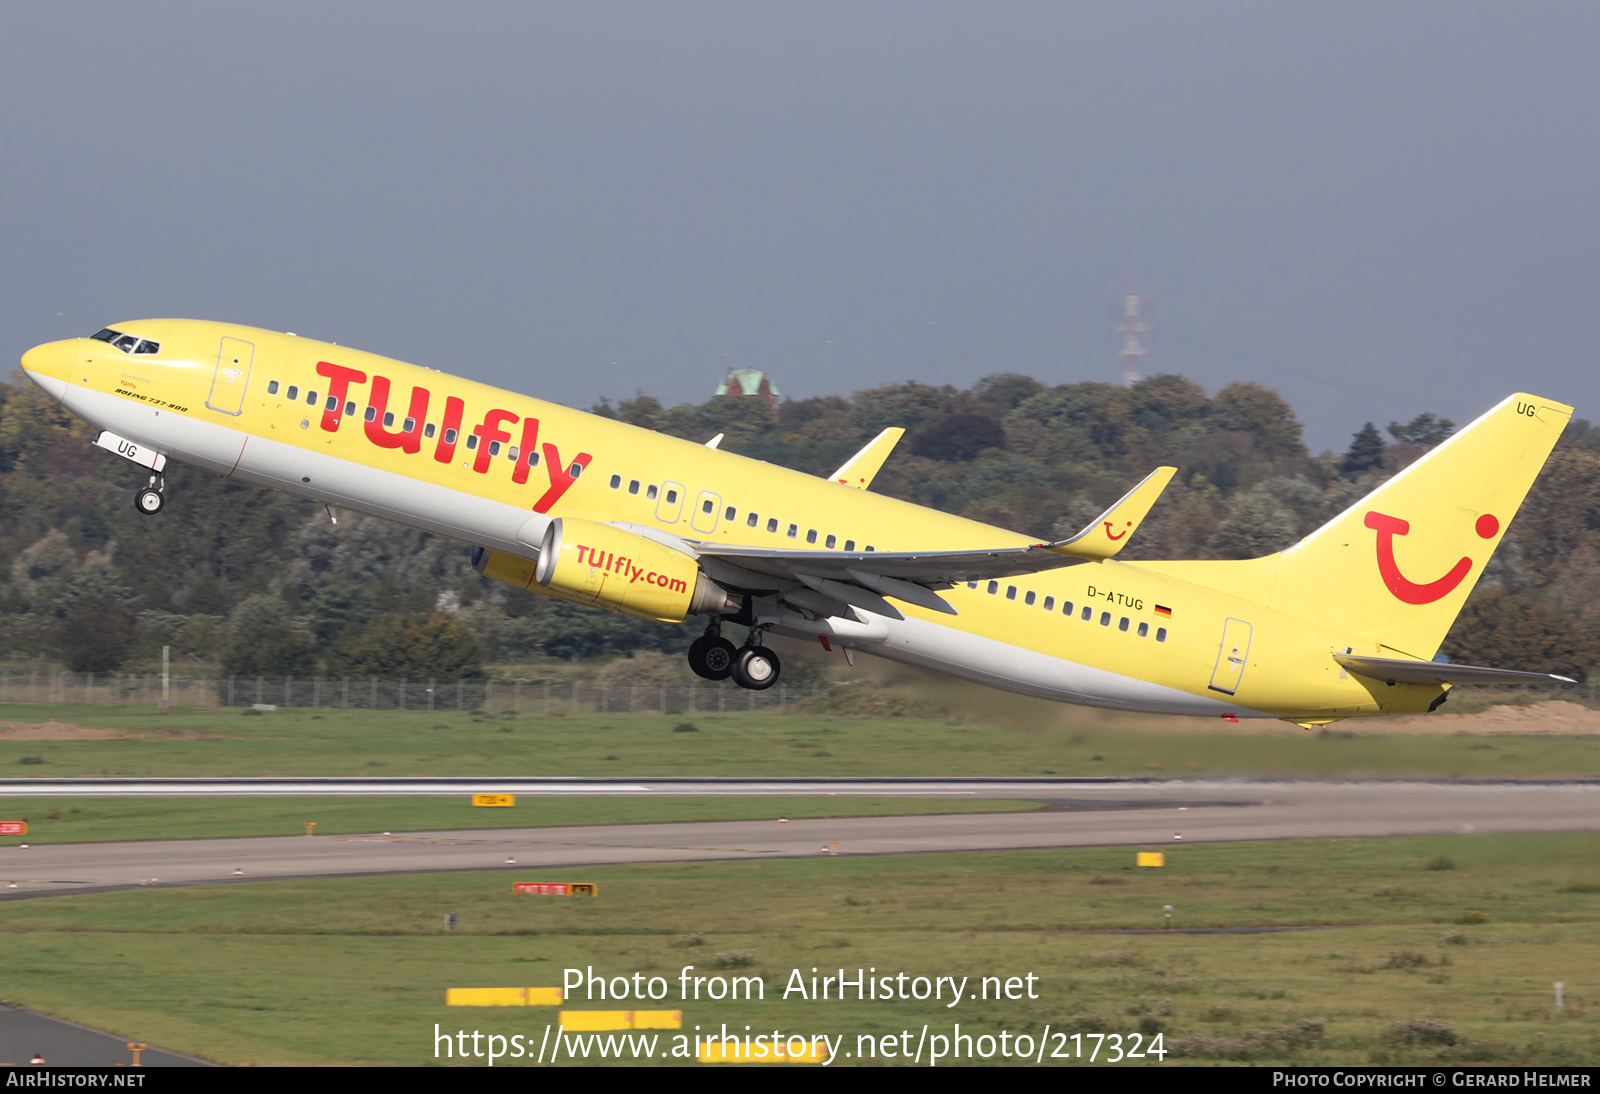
(473, 794), (516, 807)
(698, 1040), (826, 1063)
(446, 987), (563, 1006)
(1136, 851), (1165, 867)
(559, 1010), (682, 1031)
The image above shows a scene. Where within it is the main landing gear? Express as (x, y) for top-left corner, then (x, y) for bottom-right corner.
(687, 621), (781, 690)
(134, 473), (165, 516)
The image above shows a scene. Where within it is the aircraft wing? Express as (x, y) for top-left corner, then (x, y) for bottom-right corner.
(673, 464), (1177, 620)
(1334, 653), (1576, 687)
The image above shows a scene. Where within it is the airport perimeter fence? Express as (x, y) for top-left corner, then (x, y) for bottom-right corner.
(0, 670), (831, 715)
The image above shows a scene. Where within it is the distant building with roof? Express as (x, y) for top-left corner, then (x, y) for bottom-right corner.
(714, 367), (780, 414)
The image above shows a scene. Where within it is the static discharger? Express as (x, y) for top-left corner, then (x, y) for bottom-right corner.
(473, 793), (516, 807)
(1136, 852), (1165, 867)
(447, 987), (563, 1006)
(513, 882), (598, 896)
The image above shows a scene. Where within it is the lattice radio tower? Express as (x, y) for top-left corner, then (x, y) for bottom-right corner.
(1113, 282), (1150, 386)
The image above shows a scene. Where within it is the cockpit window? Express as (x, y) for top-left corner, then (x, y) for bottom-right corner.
(89, 328), (159, 355)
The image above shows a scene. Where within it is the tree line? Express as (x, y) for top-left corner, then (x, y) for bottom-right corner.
(3, 367), (1598, 680)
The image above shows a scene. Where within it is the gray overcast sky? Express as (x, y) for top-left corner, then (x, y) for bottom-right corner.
(4, 2), (1597, 452)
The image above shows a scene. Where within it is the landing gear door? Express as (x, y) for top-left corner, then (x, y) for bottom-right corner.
(1208, 618), (1252, 695)
(206, 337), (254, 416)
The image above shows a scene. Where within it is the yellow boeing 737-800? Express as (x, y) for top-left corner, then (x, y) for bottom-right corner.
(19, 320), (1576, 726)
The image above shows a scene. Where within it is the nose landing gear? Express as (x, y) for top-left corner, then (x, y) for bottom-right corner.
(134, 473), (165, 516)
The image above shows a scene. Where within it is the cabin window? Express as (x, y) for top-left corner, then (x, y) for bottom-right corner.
(628, 480), (640, 495)
(307, 390), (318, 405)
(702, 499), (714, 514)
(364, 407), (377, 422)
(267, 380), (280, 395)
(610, 474), (622, 489)
(1043, 596), (1054, 611)
(528, 451), (540, 466)
(1100, 612), (1111, 626)
(345, 401), (356, 416)
(1006, 586), (1017, 600)
(664, 487), (675, 503)
(570, 462), (582, 477)
(383, 411), (395, 427)
(825, 534), (837, 548)
(865, 545), (875, 552)
(1156, 627), (1168, 642)
(1137, 622), (1149, 637)
(1024, 590), (1036, 606)
(443, 428), (457, 444)
(747, 512), (758, 528)
(787, 524), (798, 538)
(1061, 601), (1072, 615)
(286, 385), (299, 400)
(324, 396), (338, 412)
(647, 485), (658, 500)
(507, 445), (518, 460)
(766, 518), (778, 533)
(968, 582), (978, 589)
(987, 581), (999, 595)
(845, 540), (855, 551)
(1118, 617), (1130, 632)
(466, 435), (478, 450)
(424, 423), (436, 438)
(806, 529), (817, 544)
(489, 441), (503, 456)
(726, 506), (736, 520)
(404, 418), (417, 434)
(1081, 606), (1092, 621)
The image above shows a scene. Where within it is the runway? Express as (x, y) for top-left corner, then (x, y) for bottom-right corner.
(0, 779), (1595, 900)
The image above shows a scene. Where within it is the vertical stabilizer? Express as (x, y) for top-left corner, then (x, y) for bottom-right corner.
(1142, 394), (1572, 658)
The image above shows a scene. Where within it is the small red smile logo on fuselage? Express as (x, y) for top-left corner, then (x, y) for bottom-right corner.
(1365, 510), (1499, 605)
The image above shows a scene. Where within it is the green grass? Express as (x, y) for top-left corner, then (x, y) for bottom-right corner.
(0, 833), (1594, 1066)
(0, 796), (1039, 844)
(3, 703), (1599, 779)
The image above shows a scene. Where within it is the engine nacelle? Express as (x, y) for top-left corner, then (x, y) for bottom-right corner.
(472, 518), (739, 623)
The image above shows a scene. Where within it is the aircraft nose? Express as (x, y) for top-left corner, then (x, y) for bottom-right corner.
(19, 338), (79, 401)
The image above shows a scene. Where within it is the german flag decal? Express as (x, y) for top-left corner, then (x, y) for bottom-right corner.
(1154, 604), (1172, 617)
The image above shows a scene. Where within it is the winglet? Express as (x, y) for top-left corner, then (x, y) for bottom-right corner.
(828, 428), (905, 489)
(1048, 466), (1176, 560)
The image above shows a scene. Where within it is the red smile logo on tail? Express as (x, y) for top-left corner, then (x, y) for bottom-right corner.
(1364, 510), (1499, 605)
(1103, 521), (1131, 541)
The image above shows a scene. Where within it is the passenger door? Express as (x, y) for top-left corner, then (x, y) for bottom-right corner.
(1207, 618), (1252, 695)
(205, 337), (254, 416)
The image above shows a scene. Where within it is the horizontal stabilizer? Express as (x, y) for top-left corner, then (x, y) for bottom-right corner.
(1049, 466), (1176, 560)
(828, 428), (905, 490)
(1334, 653), (1575, 687)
